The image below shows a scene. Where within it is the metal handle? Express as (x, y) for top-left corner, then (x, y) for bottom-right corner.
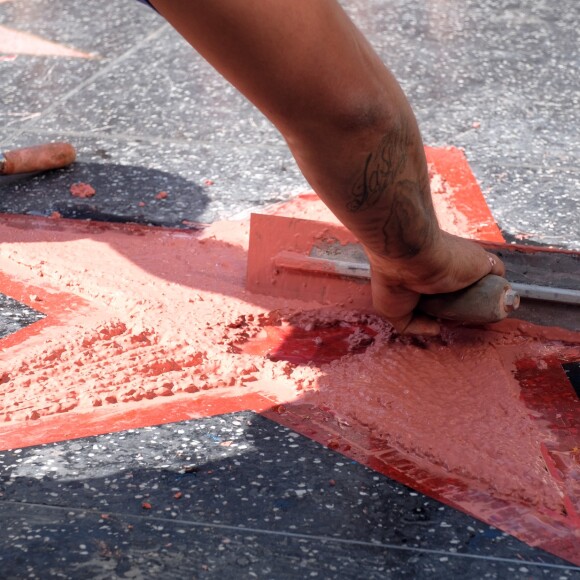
(273, 250), (580, 307)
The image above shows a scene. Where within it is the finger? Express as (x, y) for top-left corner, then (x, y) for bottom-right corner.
(370, 272), (418, 314)
(486, 252), (506, 277)
(401, 314), (441, 336)
(370, 272), (419, 332)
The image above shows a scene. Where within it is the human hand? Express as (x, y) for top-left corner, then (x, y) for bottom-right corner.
(366, 231), (506, 335)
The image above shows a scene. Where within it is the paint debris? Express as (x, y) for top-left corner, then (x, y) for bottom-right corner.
(70, 182), (96, 198)
(155, 191), (168, 200)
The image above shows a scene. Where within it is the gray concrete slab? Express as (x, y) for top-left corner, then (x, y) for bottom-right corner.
(1, 0), (577, 247)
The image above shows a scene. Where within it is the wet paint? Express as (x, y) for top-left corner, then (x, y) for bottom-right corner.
(239, 320), (377, 365)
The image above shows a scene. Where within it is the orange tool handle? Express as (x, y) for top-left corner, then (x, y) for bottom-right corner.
(0, 142), (76, 175)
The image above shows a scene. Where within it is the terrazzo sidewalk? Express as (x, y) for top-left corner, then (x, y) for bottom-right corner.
(1, 1), (579, 578)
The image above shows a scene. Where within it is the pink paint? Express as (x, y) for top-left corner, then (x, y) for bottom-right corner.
(299, 326), (569, 511)
(0, 25), (94, 58)
(0, 155), (579, 564)
(70, 182), (96, 198)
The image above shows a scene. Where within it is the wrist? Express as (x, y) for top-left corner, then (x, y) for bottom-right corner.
(364, 224), (447, 285)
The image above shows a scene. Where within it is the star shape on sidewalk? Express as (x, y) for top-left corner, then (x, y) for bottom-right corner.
(0, 23), (95, 58)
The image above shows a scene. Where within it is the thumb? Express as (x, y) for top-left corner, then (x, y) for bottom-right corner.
(370, 272), (439, 335)
(370, 270), (417, 323)
(371, 275), (441, 336)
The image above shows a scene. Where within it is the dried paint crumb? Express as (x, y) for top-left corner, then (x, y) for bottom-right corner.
(138, 201), (146, 207)
(141, 502), (152, 510)
(203, 179), (214, 186)
(173, 492), (183, 499)
(70, 182), (96, 198)
(155, 191), (168, 200)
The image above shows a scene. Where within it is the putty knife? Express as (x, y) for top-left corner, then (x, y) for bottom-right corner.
(247, 213), (580, 329)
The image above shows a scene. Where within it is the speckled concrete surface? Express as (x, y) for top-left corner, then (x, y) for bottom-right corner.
(0, 294), (44, 341)
(0, 135), (302, 225)
(1, 412), (578, 579)
(1, 0), (578, 244)
(1, 0), (579, 577)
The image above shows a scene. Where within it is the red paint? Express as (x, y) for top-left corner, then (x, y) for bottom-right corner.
(240, 322), (376, 365)
(424, 146), (505, 243)
(0, 392), (276, 451)
(516, 352), (580, 526)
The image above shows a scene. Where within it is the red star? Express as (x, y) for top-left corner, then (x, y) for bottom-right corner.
(0, 148), (578, 566)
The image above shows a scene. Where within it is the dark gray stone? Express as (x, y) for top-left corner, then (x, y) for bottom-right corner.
(0, 294), (45, 340)
(0, 412), (577, 579)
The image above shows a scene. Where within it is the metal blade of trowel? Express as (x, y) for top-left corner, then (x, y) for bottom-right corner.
(247, 213), (580, 331)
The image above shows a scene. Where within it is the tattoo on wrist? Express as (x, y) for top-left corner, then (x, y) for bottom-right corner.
(347, 121), (435, 258)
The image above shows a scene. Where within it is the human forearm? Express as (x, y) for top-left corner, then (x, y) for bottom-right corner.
(150, 0), (504, 333)
(288, 107), (441, 265)
(149, 0), (441, 262)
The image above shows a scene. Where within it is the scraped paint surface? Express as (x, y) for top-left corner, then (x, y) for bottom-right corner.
(0, 149), (579, 564)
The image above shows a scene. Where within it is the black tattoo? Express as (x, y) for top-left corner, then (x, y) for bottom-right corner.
(347, 121), (435, 258)
(347, 122), (411, 213)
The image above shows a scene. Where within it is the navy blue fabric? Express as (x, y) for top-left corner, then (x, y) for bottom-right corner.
(136, 0), (155, 9)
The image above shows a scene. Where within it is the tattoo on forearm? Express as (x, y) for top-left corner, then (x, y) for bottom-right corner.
(347, 121), (435, 258)
(347, 123), (410, 213)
